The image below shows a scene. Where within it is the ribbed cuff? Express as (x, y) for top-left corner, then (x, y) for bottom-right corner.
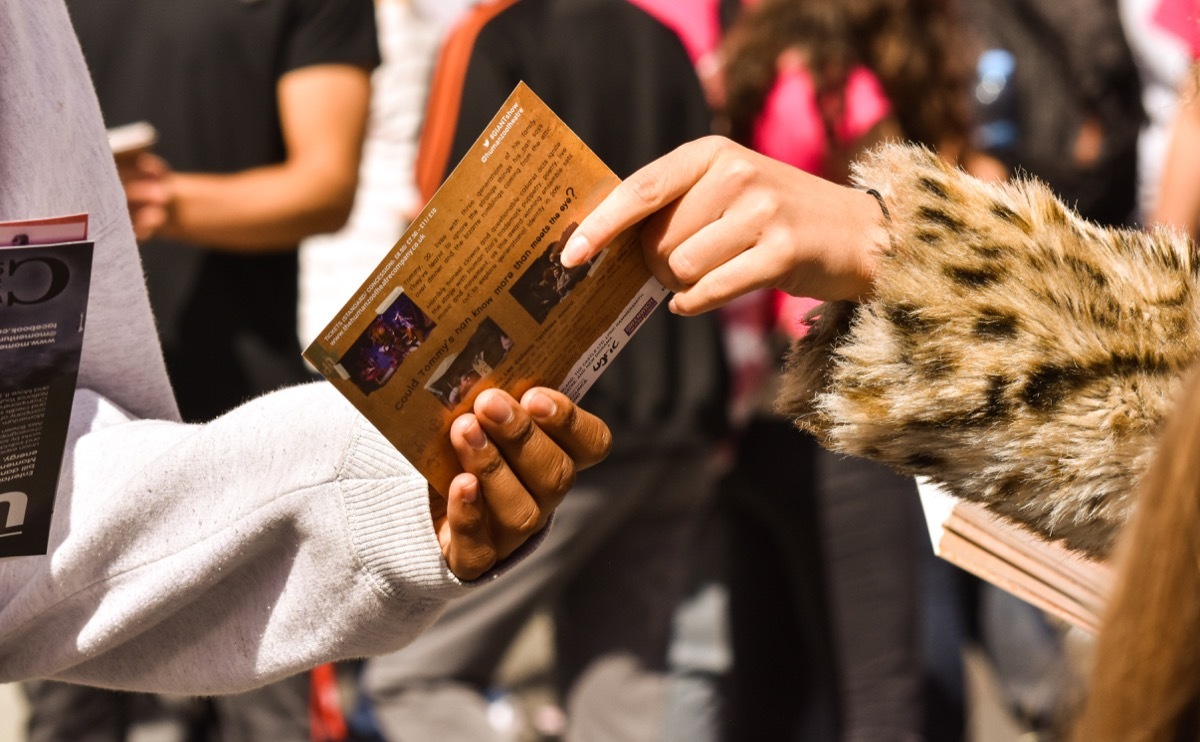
(337, 414), (552, 599)
(338, 415), (465, 601)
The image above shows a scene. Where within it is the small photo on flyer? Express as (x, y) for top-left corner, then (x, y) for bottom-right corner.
(338, 288), (436, 395)
(425, 317), (515, 410)
(509, 222), (595, 324)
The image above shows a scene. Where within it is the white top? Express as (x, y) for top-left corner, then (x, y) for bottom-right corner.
(0, 1), (497, 694)
(1118, 0), (1192, 222)
(297, 0), (444, 347)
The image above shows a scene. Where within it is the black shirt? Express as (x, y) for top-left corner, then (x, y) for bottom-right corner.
(438, 0), (730, 452)
(67, 0), (380, 421)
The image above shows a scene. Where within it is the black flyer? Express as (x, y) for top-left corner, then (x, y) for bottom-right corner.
(0, 215), (92, 557)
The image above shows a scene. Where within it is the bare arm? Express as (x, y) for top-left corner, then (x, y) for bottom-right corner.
(124, 64), (371, 251)
(1151, 73), (1200, 238)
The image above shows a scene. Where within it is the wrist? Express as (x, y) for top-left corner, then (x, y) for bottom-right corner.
(153, 171), (184, 241)
(840, 186), (887, 302)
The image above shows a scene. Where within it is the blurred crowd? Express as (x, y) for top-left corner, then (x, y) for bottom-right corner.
(21, 0), (1200, 740)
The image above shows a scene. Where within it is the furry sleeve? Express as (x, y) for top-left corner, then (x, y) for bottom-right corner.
(779, 143), (1200, 558)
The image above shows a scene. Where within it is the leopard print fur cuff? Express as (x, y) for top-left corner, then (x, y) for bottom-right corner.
(779, 143), (1200, 557)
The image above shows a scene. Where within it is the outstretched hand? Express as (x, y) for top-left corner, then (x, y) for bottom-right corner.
(431, 387), (611, 581)
(561, 136), (888, 314)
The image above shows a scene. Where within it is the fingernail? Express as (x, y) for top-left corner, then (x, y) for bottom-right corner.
(560, 234), (589, 268)
(460, 477), (478, 504)
(525, 390), (557, 418)
(463, 418), (488, 449)
(481, 391), (513, 424)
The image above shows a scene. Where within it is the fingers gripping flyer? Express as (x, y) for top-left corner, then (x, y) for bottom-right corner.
(304, 83), (667, 495)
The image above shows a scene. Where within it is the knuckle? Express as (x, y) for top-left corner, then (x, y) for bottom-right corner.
(513, 503), (545, 539)
(587, 209), (619, 242)
(453, 546), (497, 582)
(700, 272), (734, 304)
(625, 168), (665, 208)
(456, 503), (485, 532)
(474, 452), (507, 481)
(473, 544), (499, 572)
(646, 243), (685, 290)
(504, 411), (539, 446)
(745, 195), (778, 226)
(699, 134), (732, 157)
(722, 157), (758, 190)
(546, 459), (576, 500)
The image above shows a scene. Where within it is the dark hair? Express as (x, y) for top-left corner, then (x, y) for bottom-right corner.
(721, 0), (973, 157)
(721, 0), (852, 144)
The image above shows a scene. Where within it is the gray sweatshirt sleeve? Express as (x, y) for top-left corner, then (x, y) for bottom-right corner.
(779, 143), (1200, 559)
(0, 2), (484, 693)
(0, 384), (468, 694)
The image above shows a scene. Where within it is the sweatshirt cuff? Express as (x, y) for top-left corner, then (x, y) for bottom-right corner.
(336, 410), (551, 601)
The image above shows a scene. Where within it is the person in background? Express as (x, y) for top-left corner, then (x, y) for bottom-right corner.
(956, 1), (1144, 733)
(1, 0), (609, 718)
(614, 5), (738, 739)
(361, 1), (732, 739)
(961, 0), (1143, 228)
(35, 1), (380, 740)
(1153, 74), (1200, 237)
(1148, 0), (1200, 239)
(73, 0), (378, 422)
(296, 7), (474, 734)
(715, 0), (983, 738)
(1118, 0), (1192, 226)
(298, 0), (477, 350)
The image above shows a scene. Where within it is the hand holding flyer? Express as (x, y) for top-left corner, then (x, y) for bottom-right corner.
(304, 84), (666, 494)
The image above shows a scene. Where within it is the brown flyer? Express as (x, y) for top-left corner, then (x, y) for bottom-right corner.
(304, 83), (667, 495)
